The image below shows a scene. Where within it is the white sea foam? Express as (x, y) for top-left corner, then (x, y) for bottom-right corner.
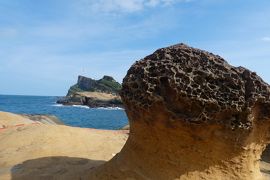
(51, 104), (89, 109)
(52, 104), (123, 110)
(72, 105), (90, 109)
(51, 104), (64, 107)
(96, 107), (124, 110)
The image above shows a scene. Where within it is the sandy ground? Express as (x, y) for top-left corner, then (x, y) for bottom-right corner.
(0, 111), (128, 180)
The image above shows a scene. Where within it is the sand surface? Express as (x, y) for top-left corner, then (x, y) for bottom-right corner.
(0, 111), (128, 180)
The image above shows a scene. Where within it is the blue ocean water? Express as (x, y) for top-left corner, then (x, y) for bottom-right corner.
(0, 95), (128, 130)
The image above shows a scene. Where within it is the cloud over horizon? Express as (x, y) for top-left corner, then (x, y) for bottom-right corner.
(262, 37), (270, 42)
(0, 0), (270, 96)
(77, 0), (192, 14)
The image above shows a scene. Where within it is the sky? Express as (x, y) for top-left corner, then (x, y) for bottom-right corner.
(0, 0), (270, 96)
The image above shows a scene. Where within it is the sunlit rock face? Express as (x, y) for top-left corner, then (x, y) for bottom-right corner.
(121, 43), (270, 130)
(88, 44), (270, 180)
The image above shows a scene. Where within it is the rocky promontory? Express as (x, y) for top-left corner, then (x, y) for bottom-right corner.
(57, 75), (123, 108)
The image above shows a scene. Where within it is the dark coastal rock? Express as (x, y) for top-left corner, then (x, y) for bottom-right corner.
(82, 96), (123, 108)
(77, 75), (98, 92)
(56, 94), (123, 108)
(56, 96), (82, 105)
(89, 43), (270, 180)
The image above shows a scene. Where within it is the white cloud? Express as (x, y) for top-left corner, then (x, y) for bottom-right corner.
(91, 0), (144, 13)
(77, 0), (191, 14)
(262, 37), (270, 42)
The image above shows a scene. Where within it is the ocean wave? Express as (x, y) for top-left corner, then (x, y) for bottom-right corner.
(51, 104), (64, 107)
(51, 104), (89, 109)
(96, 107), (124, 110)
(72, 105), (90, 109)
(51, 104), (123, 110)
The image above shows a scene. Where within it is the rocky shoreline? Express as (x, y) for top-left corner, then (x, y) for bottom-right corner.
(56, 92), (123, 108)
(57, 75), (123, 108)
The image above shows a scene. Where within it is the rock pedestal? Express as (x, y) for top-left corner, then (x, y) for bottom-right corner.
(88, 44), (270, 180)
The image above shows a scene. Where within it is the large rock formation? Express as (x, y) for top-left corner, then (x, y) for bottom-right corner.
(57, 75), (123, 108)
(68, 75), (121, 95)
(88, 44), (270, 179)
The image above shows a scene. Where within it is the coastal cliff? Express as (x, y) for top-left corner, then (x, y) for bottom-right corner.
(57, 75), (123, 108)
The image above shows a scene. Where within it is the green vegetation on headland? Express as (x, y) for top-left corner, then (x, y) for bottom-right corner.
(57, 75), (123, 108)
(67, 84), (83, 96)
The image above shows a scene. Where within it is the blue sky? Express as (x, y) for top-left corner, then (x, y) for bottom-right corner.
(0, 0), (269, 96)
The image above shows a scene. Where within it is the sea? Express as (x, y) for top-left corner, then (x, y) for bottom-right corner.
(0, 95), (128, 130)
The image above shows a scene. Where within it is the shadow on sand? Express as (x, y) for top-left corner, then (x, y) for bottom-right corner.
(11, 156), (105, 180)
(10, 145), (270, 180)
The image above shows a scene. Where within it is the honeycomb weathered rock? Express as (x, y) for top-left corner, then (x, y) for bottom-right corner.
(88, 44), (270, 180)
(121, 43), (270, 130)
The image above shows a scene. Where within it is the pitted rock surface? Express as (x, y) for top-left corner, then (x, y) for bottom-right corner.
(121, 43), (270, 129)
(88, 44), (270, 180)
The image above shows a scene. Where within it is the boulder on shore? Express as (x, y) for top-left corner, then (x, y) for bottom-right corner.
(88, 43), (270, 180)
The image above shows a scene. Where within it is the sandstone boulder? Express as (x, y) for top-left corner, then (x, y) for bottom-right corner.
(89, 44), (270, 180)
